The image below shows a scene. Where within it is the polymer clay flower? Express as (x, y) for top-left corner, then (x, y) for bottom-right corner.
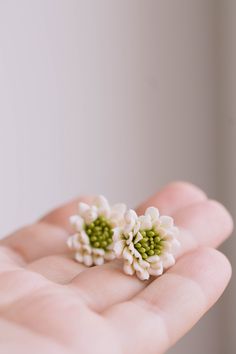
(67, 196), (126, 266)
(113, 207), (180, 280)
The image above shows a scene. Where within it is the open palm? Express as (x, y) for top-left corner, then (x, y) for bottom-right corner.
(0, 182), (233, 354)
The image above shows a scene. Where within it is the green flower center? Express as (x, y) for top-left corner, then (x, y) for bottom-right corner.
(85, 216), (113, 251)
(134, 229), (164, 259)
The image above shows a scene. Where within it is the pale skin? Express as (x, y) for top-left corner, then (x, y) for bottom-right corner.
(0, 182), (233, 354)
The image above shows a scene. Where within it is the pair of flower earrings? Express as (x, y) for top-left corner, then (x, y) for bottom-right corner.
(67, 195), (180, 280)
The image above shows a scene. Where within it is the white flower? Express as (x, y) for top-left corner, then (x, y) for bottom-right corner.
(67, 196), (126, 266)
(113, 207), (180, 280)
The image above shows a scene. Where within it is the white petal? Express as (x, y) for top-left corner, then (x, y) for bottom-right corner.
(160, 215), (174, 228)
(110, 214), (123, 227)
(134, 232), (143, 244)
(126, 232), (133, 245)
(139, 258), (150, 269)
(110, 203), (127, 222)
(75, 219), (84, 232)
(123, 261), (135, 275)
(84, 207), (98, 224)
(171, 238), (181, 253)
(94, 195), (109, 209)
(153, 219), (161, 230)
(83, 254), (93, 266)
(157, 228), (167, 238)
(114, 240), (126, 256)
(92, 248), (105, 256)
(112, 227), (122, 242)
(133, 259), (145, 273)
(123, 209), (138, 233)
(134, 249), (142, 259)
(70, 215), (78, 224)
(169, 226), (180, 236)
(79, 230), (90, 244)
(164, 233), (175, 241)
(161, 253), (175, 268)
(67, 234), (81, 249)
(146, 255), (160, 263)
(125, 209), (138, 222)
(94, 195), (110, 217)
(104, 250), (116, 261)
(165, 227), (180, 241)
(145, 207), (160, 222)
(94, 256), (104, 266)
(78, 202), (90, 216)
(136, 268), (150, 280)
(124, 224), (134, 234)
(151, 260), (163, 270)
(133, 220), (141, 235)
(75, 251), (83, 263)
(123, 247), (134, 264)
(162, 241), (172, 252)
(128, 242), (135, 253)
(139, 215), (152, 230)
(67, 235), (75, 249)
(149, 265), (163, 276)
(82, 244), (92, 254)
(112, 203), (127, 214)
(70, 215), (84, 231)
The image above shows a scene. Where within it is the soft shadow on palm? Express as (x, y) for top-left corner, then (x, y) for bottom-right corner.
(0, 183), (233, 354)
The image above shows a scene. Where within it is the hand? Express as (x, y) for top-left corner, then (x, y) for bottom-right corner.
(0, 182), (233, 354)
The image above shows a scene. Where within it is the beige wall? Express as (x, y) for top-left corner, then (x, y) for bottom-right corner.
(217, 1), (236, 353)
(0, 1), (234, 353)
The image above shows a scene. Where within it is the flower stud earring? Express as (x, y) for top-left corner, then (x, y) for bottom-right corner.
(67, 195), (126, 266)
(113, 207), (180, 280)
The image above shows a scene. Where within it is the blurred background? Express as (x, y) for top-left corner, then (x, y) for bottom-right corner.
(0, 1), (235, 353)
